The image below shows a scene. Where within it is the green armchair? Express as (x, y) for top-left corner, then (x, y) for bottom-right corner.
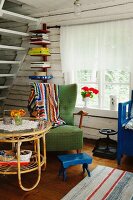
(45, 84), (83, 152)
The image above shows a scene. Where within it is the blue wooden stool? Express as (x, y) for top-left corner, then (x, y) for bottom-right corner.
(57, 153), (92, 181)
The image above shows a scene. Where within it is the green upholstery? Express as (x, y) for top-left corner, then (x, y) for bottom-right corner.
(45, 84), (83, 152)
(59, 84), (77, 125)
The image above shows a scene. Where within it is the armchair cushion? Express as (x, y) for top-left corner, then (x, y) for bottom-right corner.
(45, 125), (83, 151)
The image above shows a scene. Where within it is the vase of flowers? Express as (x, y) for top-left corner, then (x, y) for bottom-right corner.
(81, 86), (99, 107)
(10, 109), (26, 125)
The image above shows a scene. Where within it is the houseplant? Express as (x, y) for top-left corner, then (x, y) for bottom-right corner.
(81, 86), (99, 106)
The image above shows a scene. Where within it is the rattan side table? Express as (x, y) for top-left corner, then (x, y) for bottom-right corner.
(0, 118), (52, 191)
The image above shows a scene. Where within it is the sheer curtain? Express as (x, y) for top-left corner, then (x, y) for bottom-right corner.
(60, 19), (133, 75)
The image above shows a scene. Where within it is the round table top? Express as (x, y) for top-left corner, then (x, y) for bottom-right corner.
(99, 128), (117, 136)
(0, 118), (52, 138)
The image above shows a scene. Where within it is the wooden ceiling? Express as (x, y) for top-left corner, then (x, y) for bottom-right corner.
(12, 0), (114, 11)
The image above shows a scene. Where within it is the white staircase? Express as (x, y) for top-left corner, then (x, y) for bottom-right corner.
(0, 0), (39, 110)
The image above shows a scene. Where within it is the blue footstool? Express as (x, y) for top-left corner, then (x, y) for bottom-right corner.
(57, 153), (93, 181)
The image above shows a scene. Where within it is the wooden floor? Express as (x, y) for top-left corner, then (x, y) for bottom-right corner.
(0, 138), (133, 200)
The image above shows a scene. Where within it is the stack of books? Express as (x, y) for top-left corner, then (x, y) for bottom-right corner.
(31, 62), (51, 68)
(30, 33), (50, 44)
(28, 47), (51, 56)
(29, 75), (53, 80)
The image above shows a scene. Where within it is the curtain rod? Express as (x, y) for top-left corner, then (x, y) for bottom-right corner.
(47, 25), (60, 29)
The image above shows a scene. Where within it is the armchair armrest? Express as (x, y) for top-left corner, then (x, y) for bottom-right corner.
(73, 110), (88, 128)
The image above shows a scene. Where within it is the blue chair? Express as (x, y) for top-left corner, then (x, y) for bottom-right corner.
(117, 91), (133, 165)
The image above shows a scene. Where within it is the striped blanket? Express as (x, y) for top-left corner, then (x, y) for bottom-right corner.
(28, 83), (65, 127)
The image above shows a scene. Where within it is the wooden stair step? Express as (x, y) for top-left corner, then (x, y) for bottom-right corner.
(1, 9), (38, 23)
(0, 45), (25, 51)
(0, 28), (29, 37)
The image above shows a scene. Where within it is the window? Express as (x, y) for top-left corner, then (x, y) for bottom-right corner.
(60, 21), (133, 111)
(75, 70), (130, 110)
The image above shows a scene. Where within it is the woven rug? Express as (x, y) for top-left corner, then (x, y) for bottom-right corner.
(61, 165), (133, 200)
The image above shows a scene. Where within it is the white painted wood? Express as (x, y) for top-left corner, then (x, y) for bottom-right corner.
(0, 74), (15, 77)
(83, 127), (117, 140)
(12, 85), (31, 92)
(0, 21), (25, 28)
(37, 0), (131, 17)
(5, 99), (28, 107)
(0, 61), (20, 64)
(17, 0), (126, 14)
(39, 1), (133, 26)
(75, 107), (118, 119)
(47, 70), (63, 78)
(48, 77), (64, 84)
(0, 0), (5, 9)
(7, 94), (28, 101)
(48, 54), (61, 61)
(4, 105), (29, 114)
(49, 34), (60, 42)
(46, 12), (133, 27)
(50, 42), (60, 48)
(74, 115), (117, 130)
(0, 28), (29, 37)
(50, 47), (60, 54)
(0, 96), (6, 100)
(0, 45), (25, 51)
(0, 85), (10, 89)
(0, 51), (16, 56)
(13, 77), (32, 85)
(49, 28), (60, 36)
(10, 90), (30, 95)
(1, 9), (38, 23)
(0, 66), (10, 70)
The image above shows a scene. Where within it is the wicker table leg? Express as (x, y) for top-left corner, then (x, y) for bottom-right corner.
(17, 139), (41, 191)
(42, 134), (46, 171)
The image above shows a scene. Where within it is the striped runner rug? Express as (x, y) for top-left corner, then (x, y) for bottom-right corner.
(61, 165), (133, 200)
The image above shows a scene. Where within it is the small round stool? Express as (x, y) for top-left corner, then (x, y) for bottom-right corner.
(92, 128), (117, 159)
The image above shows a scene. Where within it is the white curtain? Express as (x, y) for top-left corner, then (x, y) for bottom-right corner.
(60, 19), (133, 73)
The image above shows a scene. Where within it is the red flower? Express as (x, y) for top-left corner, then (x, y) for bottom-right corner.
(81, 86), (99, 98)
(81, 86), (89, 91)
(88, 88), (95, 92)
(86, 93), (91, 97)
(93, 89), (99, 94)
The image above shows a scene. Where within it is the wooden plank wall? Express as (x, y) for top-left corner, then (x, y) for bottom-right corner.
(4, 25), (64, 115)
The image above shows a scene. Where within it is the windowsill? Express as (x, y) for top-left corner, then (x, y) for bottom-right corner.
(75, 106), (118, 119)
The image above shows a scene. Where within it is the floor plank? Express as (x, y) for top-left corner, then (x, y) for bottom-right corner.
(0, 138), (133, 200)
